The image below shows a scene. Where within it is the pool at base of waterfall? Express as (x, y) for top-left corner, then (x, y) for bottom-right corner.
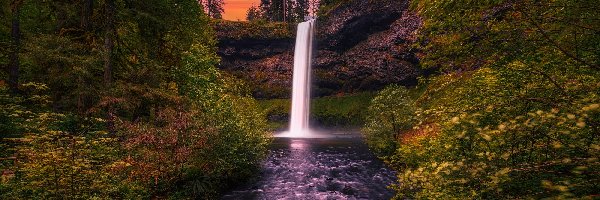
(222, 133), (397, 200)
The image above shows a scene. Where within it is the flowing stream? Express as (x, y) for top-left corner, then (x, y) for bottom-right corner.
(222, 135), (397, 199)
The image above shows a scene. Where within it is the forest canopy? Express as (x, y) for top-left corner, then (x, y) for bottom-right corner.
(0, 0), (270, 198)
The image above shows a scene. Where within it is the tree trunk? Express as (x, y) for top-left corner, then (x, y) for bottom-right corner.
(8, 1), (22, 94)
(78, 0), (93, 114)
(207, 0), (212, 17)
(51, 2), (68, 34)
(104, 0), (116, 134)
(104, 0), (115, 86)
(81, 0), (93, 31)
(197, 0), (204, 12)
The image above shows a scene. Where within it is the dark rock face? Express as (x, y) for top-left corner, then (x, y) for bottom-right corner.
(219, 38), (294, 62)
(216, 0), (422, 98)
(317, 0), (406, 52)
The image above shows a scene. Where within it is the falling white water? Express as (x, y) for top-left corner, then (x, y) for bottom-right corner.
(286, 19), (315, 138)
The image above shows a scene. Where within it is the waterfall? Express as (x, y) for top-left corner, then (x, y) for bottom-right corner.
(288, 19), (315, 137)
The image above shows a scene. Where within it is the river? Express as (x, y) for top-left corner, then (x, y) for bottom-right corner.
(222, 134), (396, 199)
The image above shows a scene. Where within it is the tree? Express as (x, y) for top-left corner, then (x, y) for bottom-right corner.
(199, 0), (224, 19)
(258, 0), (270, 21)
(412, 0), (600, 72)
(266, 0), (283, 21)
(284, 0), (295, 22)
(258, 0), (309, 22)
(308, 0), (318, 17)
(80, 0), (93, 31)
(0, 0), (271, 198)
(246, 5), (262, 21)
(103, 0), (115, 134)
(8, 0), (23, 94)
(103, 0), (114, 87)
(294, 0), (309, 20)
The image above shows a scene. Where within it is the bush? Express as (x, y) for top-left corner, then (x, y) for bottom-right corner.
(364, 65), (600, 199)
(111, 44), (272, 199)
(363, 85), (416, 156)
(1, 45), (271, 199)
(0, 84), (147, 199)
(364, 0), (600, 197)
(391, 95), (599, 199)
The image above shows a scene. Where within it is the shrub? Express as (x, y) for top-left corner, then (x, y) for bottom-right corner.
(0, 84), (146, 199)
(366, 65), (600, 199)
(367, 0), (600, 198)
(111, 44), (272, 199)
(391, 97), (599, 199)
(363, 85), (416, 157)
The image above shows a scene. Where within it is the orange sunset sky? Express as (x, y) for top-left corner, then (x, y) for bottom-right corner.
(222, 0), (261, 21)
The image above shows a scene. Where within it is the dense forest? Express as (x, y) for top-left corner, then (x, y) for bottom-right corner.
(1, 0), (599, 199)
(0, 0), (269, 199)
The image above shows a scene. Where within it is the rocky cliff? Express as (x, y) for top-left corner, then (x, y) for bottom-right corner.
(214, 0), (422, 98)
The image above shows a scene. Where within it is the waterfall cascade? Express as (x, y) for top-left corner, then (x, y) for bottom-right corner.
(286, 19), (315, 138)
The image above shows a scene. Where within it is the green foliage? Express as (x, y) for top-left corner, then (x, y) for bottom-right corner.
(259, 92), (374, 130)
(101, 43), (270, 199)
(311, 92), (374, 127)
(0, 84), (147, 199)
(11, 122), (125, 199)
(363, 85), (416, 157)
(363, 0), (600, 199)
(0, 83), (44, 187)
(179, 44), (271, 197)
(1, 0), (272, 199)
(384, 67), (600, 199)
(198, 93), (271, 191)
(258, 98), (290, 130)
(412, 0), (600, 72)
(21, 34), (102, 111)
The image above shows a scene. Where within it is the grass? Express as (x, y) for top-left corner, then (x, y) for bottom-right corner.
(259, 92), (376, 131)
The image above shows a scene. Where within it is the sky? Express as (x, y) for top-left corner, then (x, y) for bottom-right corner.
(222, 0), (261, 21)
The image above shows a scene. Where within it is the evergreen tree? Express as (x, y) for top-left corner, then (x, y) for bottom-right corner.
(246, 5), (263, 21)
(199, 0), (224, 19)
(268, 0), (284, 21)
(257, 0), (310, 22)
(294, 0), (309, 20)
